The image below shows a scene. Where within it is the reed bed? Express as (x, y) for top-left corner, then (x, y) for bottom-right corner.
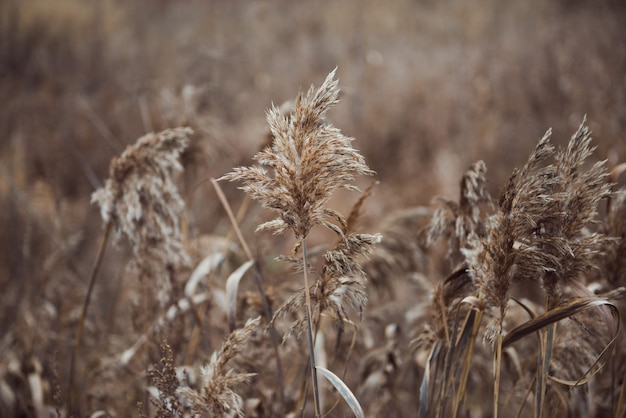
(2, 2), (626, 417)
(4, 69), (626, 418)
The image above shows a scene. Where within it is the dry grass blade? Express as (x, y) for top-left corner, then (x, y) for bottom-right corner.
(503, 297), (620, 392)
(316, 366), (365, 418)
(226, 260), (254, 331)
(211, 178), (254, 261)
(419, 341), (442, 418)
(535, 323), (555, 418)
(452, 305), (484, 418)
(186, 253), (225, 297)
(502, 297), (618, 349)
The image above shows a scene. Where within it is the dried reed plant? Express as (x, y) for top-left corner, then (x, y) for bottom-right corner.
(468, 121), (615, 417)
(223, 69), (375, 417)
(70, 127), (192, 413)
(146, 341), (183, 418)
(223, 69), (373, 242)
(415, 120), (620, 418)
(274, 232), (380, 340)
(429, 160), (491, 263)
(91, 127), (192, 289)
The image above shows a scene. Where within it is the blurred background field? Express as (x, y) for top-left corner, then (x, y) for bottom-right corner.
(1, 0), (625, 416)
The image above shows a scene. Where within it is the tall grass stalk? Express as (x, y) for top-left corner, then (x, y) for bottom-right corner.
(68, 220), (111, 411)
(223, 69), (373, 416)
(493, 332), (503, 418)
(302, 238), (322, 416)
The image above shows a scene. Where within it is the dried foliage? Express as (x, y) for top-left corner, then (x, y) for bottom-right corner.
(467, 121), (612, 339)
(416, 121), (623, 418)
(3, 4), (626, 417)
(148, 341), (183, 418)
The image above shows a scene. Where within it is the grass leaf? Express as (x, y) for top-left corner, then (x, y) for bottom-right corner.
(226, 260), (254, 331)
(503, 297), (616, 348)
(316, 365), (365, 418)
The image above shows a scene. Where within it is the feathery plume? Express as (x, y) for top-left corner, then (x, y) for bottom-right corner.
(222, 69), (374, 243)
(91, 128), (192, 295)
(466, 121), (611, 341)
(222, 71), (376, 416)
(540, 121), (612, 307)
(429, 160), (491, 259)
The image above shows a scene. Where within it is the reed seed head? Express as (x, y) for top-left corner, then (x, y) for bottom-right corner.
(222, 69), (374, 242)
(467, 121), (612, 339)
(91, 128), (192, 294)
(178, 317), (260, 418)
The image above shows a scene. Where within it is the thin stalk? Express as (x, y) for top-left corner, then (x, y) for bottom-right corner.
(494, 332), (503, 418)
(302, 239), (321, 417)
(68, 220), (112, 412)
(211, 178), (285, 409)
(452, 307), (483, 418)
(515, 375), (536, 418)
(535, 323), (555, 418)
(211, 179), (253, 260)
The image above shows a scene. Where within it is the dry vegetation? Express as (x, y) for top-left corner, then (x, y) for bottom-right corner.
(2, 1), (626, 417)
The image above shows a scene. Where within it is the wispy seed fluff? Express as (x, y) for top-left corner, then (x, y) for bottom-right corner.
(222, 69), (374, 242)
(91, 128), (192, 286)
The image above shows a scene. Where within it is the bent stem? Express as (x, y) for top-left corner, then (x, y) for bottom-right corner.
(68, 220), (111, 411)
(302, 239), (321, 417)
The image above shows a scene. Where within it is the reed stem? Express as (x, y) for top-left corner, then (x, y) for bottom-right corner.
(68, 220), (111, 412)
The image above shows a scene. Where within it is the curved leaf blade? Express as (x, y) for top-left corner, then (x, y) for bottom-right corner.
(316, 365), (364, 418)
(226, 260), (254, 331)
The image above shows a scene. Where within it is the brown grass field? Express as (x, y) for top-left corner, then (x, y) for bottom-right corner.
(2, 1), (626, 417)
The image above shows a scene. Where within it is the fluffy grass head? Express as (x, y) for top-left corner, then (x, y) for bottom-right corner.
(91, 127), (192, 292)
(222, 69), (374, 243)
